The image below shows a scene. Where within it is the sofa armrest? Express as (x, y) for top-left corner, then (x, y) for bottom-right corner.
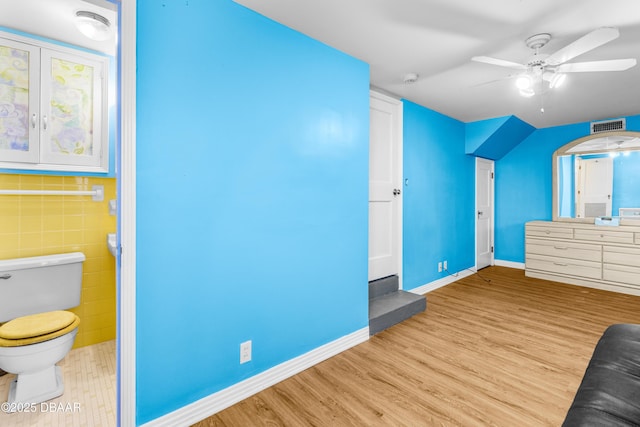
(562, 324), (640, 427)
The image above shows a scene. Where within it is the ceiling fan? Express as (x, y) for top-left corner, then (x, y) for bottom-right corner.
(472, 27), (637, 97)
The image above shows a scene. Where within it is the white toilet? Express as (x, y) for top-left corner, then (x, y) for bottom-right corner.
(0, 252), (85, 405)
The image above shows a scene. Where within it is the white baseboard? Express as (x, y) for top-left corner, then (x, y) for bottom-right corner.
(494, 259), (525, 269)
(409, 268), (475, 295)
(141, 326), (370, 427)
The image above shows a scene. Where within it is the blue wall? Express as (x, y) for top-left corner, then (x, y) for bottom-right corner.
(402, 100), (475, 289)
(557, 154), (575, 217)
(495, 114), (640, 263)
(135, 1), (369, 424)
(613, 151), (640, 214)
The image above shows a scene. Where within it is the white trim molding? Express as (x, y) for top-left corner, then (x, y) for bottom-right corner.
(141, 327), (370, 427)
(409, 269), (475, 295)
(494, 259), (525, 269)
(119, 0), (137, 426)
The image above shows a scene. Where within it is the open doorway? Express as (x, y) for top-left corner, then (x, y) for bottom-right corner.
(0, 0), (119, 425)
(476, 157), (494, 270)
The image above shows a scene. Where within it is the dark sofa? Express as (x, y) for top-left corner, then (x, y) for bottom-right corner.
(562, 324), (640, 426)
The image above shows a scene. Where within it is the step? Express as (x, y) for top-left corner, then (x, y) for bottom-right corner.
(369, 290), (426, 335)
(369, 275), (399, 300)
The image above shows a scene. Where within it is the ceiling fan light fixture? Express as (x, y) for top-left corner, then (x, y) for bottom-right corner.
(515, 75), (533, 90)
(519, 88), (536, 98)
(549, 72), (567, 89)
(75, 10), (111, 41)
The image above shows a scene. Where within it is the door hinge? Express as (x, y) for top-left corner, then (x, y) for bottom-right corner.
(490, 246), (494, 253)
(491, 172), (494, 179)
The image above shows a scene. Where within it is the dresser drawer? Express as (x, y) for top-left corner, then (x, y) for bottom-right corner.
(526, 253), (601, 280)
(526, 225), (574, 239)
(603, 245), (640, 267)
(603, 264), (640, 287)
(636, 233), (640, 245)
(574, 229), (634, 245)
(526, 238), (601, 262)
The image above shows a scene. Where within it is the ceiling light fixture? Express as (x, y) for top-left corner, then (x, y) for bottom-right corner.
(515, 75), (533, 90)
(519, 88), (535, 98)
(549, 72), (567, 89)
(75, 10), (111, 41)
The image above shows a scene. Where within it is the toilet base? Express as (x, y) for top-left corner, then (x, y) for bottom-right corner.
(6, 365), (64, 407)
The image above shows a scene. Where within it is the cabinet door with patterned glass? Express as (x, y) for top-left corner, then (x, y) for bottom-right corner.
(0, 38), (40, 163)
(40, 49), (106, 168)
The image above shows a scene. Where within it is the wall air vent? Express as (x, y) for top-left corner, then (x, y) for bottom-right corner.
(590, 118), (626, 134)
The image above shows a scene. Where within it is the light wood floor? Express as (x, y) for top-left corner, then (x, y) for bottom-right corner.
(194, 266), (640, 427)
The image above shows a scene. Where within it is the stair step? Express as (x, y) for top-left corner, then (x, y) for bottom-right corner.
(369, 290), (426, 335)
(369, 275), (399, 300)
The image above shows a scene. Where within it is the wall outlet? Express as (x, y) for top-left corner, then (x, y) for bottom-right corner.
(443, 260), (448, 271)
(240, 340), (252, 364)
(438, 261), (442, 272)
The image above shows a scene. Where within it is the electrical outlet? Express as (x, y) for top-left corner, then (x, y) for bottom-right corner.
(240, 340), (252, 364)
(443, 260), (448, 271)
(438, 262), (442, 272)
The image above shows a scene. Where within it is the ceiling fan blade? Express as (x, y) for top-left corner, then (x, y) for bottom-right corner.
(471, 56), (526, 70)
(546, 27), (620, 66)
(557, 58), (637, 72)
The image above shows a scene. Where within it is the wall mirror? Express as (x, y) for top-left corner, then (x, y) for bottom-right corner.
(553, 130), (640, 223)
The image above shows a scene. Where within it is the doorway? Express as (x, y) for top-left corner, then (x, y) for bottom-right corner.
(476, 157), (494, 270)
(575, 157), (613, 218)
(368, 91), (403, 284)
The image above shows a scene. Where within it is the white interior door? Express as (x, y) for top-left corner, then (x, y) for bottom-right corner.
(369, 91), (402, 283)
(576, 157), (613, 217)
(476, 157), (494, 270)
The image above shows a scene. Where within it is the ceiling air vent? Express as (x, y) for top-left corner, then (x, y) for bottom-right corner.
(591, 118), (626, 134)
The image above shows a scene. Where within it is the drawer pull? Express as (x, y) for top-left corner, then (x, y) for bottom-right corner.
(545, 230), (551, 234)
(553, 262), (569, 267)
(554, 246), (569, 250)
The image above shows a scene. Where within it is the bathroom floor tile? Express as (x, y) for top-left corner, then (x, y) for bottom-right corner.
(0, 340), (115, 427)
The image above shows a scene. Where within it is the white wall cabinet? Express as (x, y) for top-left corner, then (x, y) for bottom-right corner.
(0, 33), (109, 173)
(525, 220), (640, 296)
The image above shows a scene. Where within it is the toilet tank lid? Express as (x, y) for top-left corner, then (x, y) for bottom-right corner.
(0, 252), (86, 272)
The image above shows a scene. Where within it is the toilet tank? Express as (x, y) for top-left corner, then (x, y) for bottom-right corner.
(0, 252), (85, 322)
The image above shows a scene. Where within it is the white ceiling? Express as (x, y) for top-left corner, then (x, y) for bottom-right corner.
(0, 0), (117, 56)
(234, 0), (640, 128)
(3, 1), (637, 129)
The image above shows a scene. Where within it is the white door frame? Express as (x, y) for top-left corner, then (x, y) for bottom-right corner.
(120, 1), (137, 426)
(475, 157), (494, 270)
(368, 90), (403, 287)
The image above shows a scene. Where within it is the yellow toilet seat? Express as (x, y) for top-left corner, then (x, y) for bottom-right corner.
(0, 311), (80, 347)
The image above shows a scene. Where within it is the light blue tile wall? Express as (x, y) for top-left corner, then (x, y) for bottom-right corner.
(135, 1), (369, 424)
(402, 100), (475, 289)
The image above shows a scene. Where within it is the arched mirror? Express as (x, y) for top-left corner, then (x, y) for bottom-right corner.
(553, 131), (640, 223)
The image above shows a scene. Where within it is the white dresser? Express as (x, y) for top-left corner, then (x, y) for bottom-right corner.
(525, 220), (640, 295)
